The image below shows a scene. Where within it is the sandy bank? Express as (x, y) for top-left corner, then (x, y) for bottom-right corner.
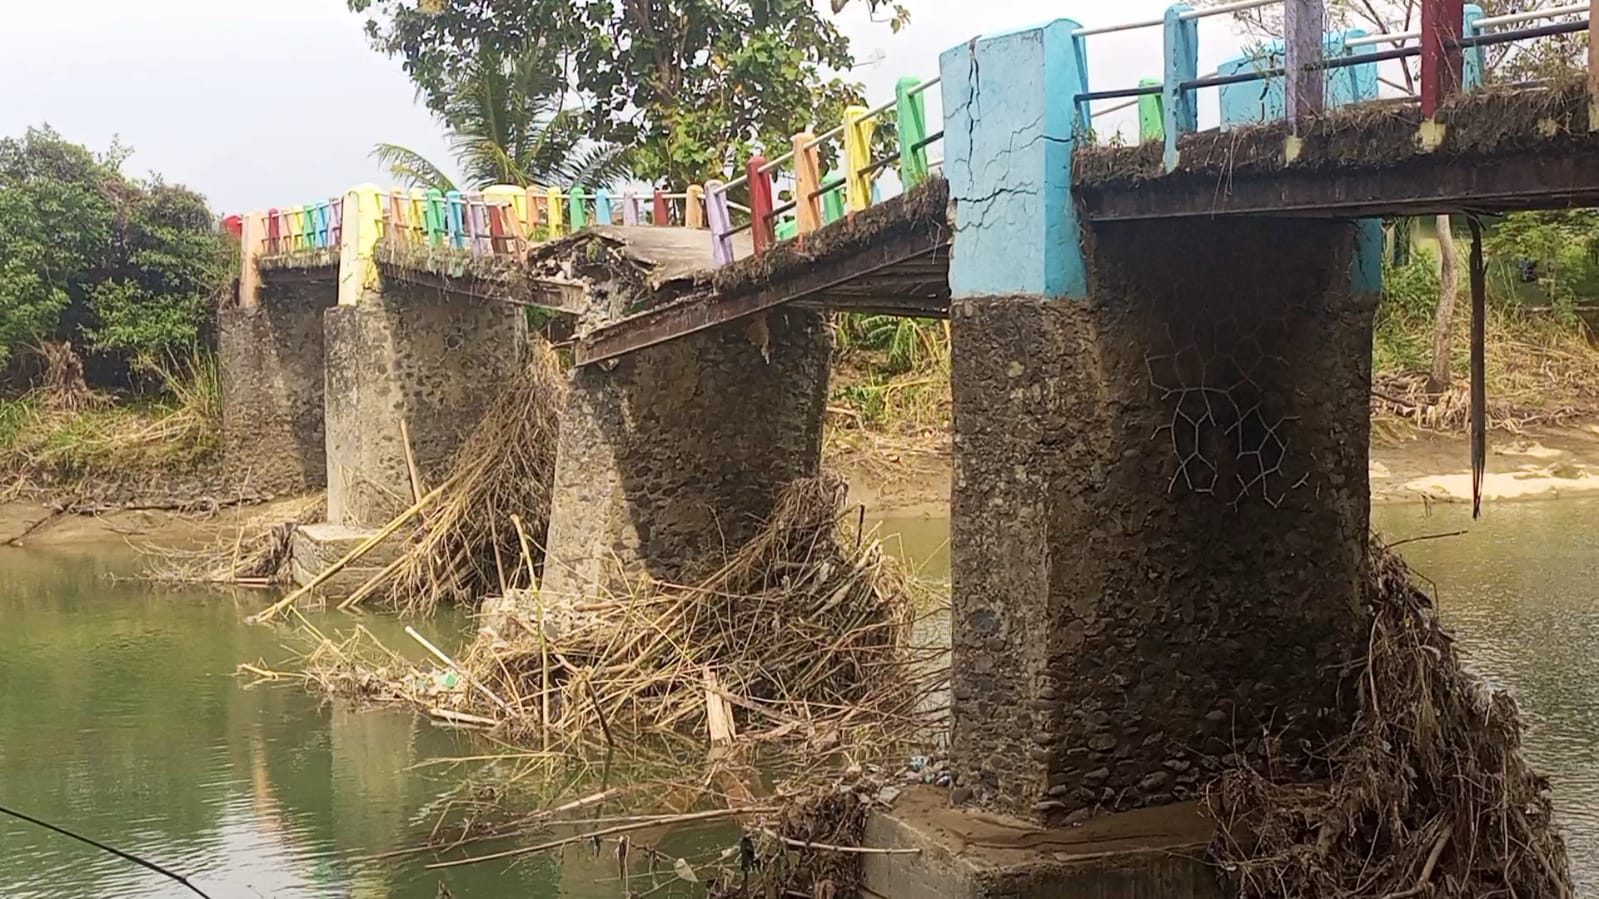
(832, 423), (1599, 519)
(5, 424), (1595, 548)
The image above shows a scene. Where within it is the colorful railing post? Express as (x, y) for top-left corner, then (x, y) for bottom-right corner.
(569, 186), (588, 231)
(1420, 0), (1465, 117)
(594, 189), (613, 226)
(1162, 4), (1200, 170)
(652, 189), (669, 225)
(239, 212), (265, 308)
(746, 156), (776, 253)
(895, 77), (930, 189)
(1137, 79), (1165, 141)
(1590, 3), (1599, 131)
(546, 186), (565, 236)
(792, 132), (822, 235)
(622, 190), (640, 225)
(1462, 4), (1486, 89)
(265, 208), (281, 255)
(843, 105), (875, 212)
(820, 171), (846, 224)
(445, 190), (466, 249)
(1284, 0), (1326, 123)
(685, 185), (705, 229)
(706, 181), (735, 264)
(337, 185), (382, 306)
(329, 197), (344, 247)
(424, 190), (446, 245)
(465, 193), (485, 256)
(408, 190), (427, 245)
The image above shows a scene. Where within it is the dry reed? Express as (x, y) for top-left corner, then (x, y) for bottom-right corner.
(1208, 541), (1571, 898)
(349, 337), (565, 616)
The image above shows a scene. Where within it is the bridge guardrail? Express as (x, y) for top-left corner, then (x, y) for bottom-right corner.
(239, 0), (1594, 303)
(1073, 1), (1591, 168)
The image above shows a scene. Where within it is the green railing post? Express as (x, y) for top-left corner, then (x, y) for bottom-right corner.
(895, 75), (930, 188)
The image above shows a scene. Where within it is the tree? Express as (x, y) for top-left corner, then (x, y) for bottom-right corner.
(373, 44), (628, 192)
(1429, 216), (1460, 391)
(347, 0), (904, 187)
(0, 127), (229, 377)
(1209, 0), (1590, 391)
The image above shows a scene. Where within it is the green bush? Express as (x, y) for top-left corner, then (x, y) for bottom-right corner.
(0, 127), (231, 378)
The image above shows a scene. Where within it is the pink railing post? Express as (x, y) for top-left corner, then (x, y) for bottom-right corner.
(1284, 0), (1325, 124)
(1420, 0), (1465, 117)
(266, 209), (281, 255)
(747, 156), (775, 254)
(622, 190), (639, 225)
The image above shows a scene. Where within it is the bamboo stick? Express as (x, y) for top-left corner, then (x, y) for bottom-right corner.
(511, 514), (550, 750)
(425, 805), (778, 869)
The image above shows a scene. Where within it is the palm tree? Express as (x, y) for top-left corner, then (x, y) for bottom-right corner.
(373, 45), (627, 192)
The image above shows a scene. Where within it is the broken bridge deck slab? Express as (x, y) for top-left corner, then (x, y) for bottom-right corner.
(574, 179), (952, 366)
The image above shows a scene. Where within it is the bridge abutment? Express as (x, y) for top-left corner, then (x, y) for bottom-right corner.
(935, 18), (1377, 835)
(541, 310), (829, 603)
(219, 272), (337, 496)
(323, 280), (527, 529)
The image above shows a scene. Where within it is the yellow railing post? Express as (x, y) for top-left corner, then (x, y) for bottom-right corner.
(338, 185), (383, 306)
(686, 185), (705, 229)
(843, 105), (876, 212)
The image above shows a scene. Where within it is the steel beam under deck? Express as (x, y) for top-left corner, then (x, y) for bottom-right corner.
(575, 224), (951, 366)
(1077, 144), (1599, 220)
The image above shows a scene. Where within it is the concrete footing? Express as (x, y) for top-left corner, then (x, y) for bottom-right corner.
(862, 786), (1221, 899)
(289, 522), (405, 597)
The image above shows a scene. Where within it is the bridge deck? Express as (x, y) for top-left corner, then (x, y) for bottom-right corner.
(574, 179), (951, 366)
(1076, 80), (1599, 220)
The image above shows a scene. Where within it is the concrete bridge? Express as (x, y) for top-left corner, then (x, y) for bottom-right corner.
(220, 0), (1596, 892)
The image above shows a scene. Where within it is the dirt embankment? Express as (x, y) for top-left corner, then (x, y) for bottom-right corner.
(0, 494), (320, 550)
(830, 421), (1599, 519)
(8, 423), (1597, 549)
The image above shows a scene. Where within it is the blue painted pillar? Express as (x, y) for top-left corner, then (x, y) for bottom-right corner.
(1462, 4), (1487, 89)
(1162, 5), (1200, 171)
(939, 19), (1089, 299)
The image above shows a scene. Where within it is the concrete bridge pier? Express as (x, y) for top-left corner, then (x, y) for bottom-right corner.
(540, 309), (830, 604)
(218, 269), (337, 496)
(322, 278), (528, 530)
(866, 20), (1381, 898)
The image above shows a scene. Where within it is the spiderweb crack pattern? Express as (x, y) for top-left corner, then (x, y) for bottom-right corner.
(1145, 293), (1309, 507)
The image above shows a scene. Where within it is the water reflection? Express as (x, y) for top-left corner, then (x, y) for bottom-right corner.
(0, 547), (721, 899)
(878, 500), (1599, 895)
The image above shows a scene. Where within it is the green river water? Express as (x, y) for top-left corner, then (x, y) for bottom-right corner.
(1, 499), (1596, 896)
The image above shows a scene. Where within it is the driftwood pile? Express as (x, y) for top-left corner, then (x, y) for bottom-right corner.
(1208, 541), (1571, 898)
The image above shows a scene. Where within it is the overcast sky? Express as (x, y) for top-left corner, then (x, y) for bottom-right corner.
(0, 0), (1257, 215)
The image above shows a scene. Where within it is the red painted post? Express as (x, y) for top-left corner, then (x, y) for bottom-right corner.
(746, 156), (775, 254)
(1420, 0), (1465, 118)
(266, 208), (280, 254)
(652, 189), (669, 226)
(1283, 0), (1325, 124)
(488, 204), (507, 254)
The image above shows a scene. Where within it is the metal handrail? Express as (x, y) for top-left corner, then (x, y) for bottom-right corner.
(1180, 0), (1281, 21)
(1074, 17), (1165, 38)
(1344, 29), (1421, 48)
(1475, 2), (1589, 29)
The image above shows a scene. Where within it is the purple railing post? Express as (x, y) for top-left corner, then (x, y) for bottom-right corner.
(622, 190), (639, 225)
(705, 180), (734, 265)
(1284, 0), (1326, 124)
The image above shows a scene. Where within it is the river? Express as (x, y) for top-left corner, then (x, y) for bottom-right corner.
(1, 499), (1596, 896)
